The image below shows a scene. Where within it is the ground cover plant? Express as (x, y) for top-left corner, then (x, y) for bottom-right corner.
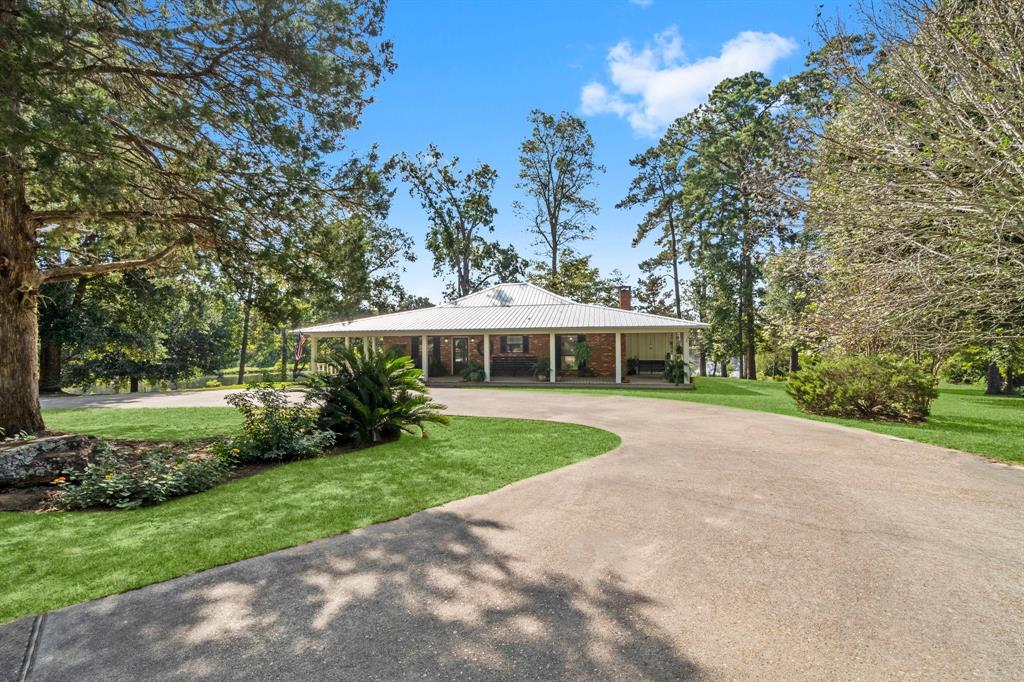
(55, 446), (228, 510)
(0, 413), (620, 623)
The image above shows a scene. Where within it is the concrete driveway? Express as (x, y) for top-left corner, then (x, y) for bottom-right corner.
(8, 388), (1024, 680)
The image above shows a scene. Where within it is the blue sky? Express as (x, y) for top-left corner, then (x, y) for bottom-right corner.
(347, 0), (848, 302)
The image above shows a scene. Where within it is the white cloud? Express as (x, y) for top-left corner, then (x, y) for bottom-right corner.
(629, 0), (654, 7)
(581, 26), (797, 135)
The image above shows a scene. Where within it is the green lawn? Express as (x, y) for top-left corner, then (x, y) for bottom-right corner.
(44, 407), (244, 440)
(1, 412), (619, 623)
(494, 377), (1023, 464)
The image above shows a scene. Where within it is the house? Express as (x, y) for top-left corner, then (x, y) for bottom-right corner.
(293, 283), (708, 385)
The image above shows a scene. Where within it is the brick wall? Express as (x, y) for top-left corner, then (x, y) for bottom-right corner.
(582, 333), (620, 378)
(383, 333), (628, 380)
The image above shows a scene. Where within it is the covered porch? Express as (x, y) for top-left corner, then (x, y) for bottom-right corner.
(421, 373), (694, 389)
(306, 329), (696, 387)
(294, 283), (708, 389)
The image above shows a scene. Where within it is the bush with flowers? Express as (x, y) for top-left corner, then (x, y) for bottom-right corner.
(54, 444), (228, 510)
(216, 385), (335, 464)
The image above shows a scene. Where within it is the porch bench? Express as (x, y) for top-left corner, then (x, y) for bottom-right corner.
(635, 359), (666, 375)
(491, 355), (537, 377)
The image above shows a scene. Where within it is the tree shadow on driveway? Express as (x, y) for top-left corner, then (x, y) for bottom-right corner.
(27, 512), (700, 681)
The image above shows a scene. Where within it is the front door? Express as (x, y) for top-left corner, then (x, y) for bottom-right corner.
(452, 336), (470, 375)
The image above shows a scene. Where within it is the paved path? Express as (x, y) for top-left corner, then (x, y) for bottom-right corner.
(8, 388), (1024, 680)
(41, 388), (246, 409)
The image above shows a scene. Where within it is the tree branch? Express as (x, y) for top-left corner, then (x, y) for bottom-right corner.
(31, 209), (211, 230)
(41, 241), (186, 282)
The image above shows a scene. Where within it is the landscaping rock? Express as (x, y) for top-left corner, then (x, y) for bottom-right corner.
(0, 435), (97, 488)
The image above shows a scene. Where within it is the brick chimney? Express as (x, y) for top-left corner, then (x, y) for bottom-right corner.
(618, 286), (632, 310)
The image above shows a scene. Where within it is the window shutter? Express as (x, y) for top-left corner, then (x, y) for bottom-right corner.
(500, 336), (508, 353)
(522, 336), (530, 352)
(578, 334), (586, 342)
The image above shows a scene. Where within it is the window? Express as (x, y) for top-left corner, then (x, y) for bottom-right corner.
(504, 335), (525, 353)
(559, 334), (586, 370)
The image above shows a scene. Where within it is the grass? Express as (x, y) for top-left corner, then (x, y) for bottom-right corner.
(44, 407), (243, 440)
(1, 412), (619, 623)
(489, 376), (1023, 464)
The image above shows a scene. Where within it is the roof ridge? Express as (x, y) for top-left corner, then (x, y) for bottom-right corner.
(570, 298), (705, 325)
(443, 281), (577, 307)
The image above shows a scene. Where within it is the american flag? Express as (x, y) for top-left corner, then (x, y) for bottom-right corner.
(295, 335), (306, 361)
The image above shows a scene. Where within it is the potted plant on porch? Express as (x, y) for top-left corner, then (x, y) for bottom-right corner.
(531, 356), (551, 381)
(572, 340), (593, 377)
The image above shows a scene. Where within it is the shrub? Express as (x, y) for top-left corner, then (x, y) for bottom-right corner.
(205, 379), (222, 388)
(222, 385), (334, 463)
(307, 346), (449, 446)
(786, 355), (938, 422)
(663, 353), (689, 385)
(461, 361), (486, 382)
(55, 445), (228, 510)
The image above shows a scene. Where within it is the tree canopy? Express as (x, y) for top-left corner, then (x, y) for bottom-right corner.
(398, 145), (524, 300)
(1, 0), (395, 433)
(516, 110), (604, 289)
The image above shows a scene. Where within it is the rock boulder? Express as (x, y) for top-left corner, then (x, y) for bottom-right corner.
(0, 435), (97, 488)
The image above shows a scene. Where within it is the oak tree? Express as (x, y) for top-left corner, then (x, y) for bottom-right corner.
(0, 0), (393, 433)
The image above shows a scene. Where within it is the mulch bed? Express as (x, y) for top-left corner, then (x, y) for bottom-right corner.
(1, 434), (351, 513)
(1, 436), (244, 513)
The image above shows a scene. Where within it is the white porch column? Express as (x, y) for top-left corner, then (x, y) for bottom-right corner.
(420, 335), (429, 380)
(549, 332), (557, 383)
(343, 336), (349, 349)
(309, 336), (318, 374)
(682, 329), (691, 383)
(615, 332), (622, 384)
(361, 336), (368, 352)
(483, 333), (491, 382)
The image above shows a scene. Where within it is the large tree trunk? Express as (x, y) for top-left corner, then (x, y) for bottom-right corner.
(736, 293), (744, 379)
(789, 346), (800, 373)
(237, 295), (252, 385)
(741, 250), (757, 380)
(39, 276), (91, 394)
(666, 204), (682, 318)
(985, 361), (1002, 395)
(38, 341), (63, 393)
(699, 349), (707, 377)
(129, 375), (140, 393)
(0, 176), (45, 435)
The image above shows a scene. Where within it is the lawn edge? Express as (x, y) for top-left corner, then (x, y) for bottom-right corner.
(0, 416), (621, 624)
(463, 385), (1024, 466)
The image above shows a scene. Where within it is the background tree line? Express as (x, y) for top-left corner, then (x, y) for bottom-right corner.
(620, 0), (1022, 392)
(6, 0), (1019, 435)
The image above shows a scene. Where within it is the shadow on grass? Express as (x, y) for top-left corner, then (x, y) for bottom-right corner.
(30, 513), (699, 680)
(922, 414), (1018, 435)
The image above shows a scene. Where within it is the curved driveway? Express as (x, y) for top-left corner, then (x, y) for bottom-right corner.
(11, 387), (1024, 680)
